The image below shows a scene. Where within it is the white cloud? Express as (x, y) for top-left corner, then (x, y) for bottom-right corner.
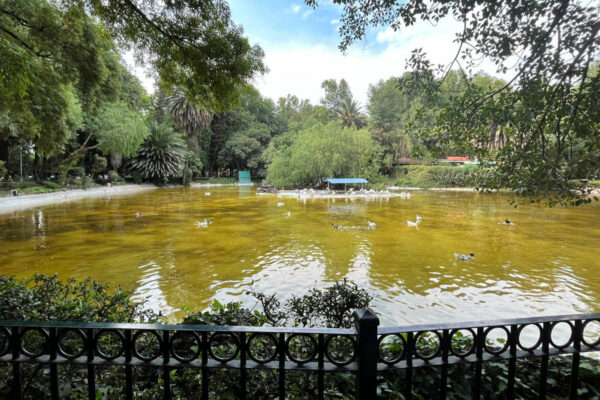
(330, 19), (339, 24)
(291, 5), (301, 13)
(302, 9), (314, 20)
(252, 14), (507, 107)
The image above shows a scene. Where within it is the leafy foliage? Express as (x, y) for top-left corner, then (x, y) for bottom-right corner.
(130, 123), (186, 181)
(266, 121), (380, 188)
(93, 102), (148, 158)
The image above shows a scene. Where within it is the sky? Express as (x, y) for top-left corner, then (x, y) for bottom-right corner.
(127, 0), (487, 106)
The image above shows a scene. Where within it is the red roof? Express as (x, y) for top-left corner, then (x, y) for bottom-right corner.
(446, 156), (469, 161)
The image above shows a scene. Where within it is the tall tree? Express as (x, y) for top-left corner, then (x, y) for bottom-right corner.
(167, 89), (213, 155)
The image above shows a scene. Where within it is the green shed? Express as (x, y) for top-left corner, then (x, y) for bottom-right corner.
(238, 171), (251, 184)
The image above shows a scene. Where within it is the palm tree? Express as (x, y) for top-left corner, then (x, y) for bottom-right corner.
(130, 123), (186, 181)
(166, 89), (213, 154)
(333, 98), (367, 129)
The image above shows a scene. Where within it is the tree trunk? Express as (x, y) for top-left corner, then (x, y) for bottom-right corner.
(111, 152), (123, 170)
(0, 140), (8, 164)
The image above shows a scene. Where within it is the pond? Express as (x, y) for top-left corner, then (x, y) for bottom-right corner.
(0, 186), (599, 326)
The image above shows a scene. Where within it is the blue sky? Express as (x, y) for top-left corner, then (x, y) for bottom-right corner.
(127, 1), (479, 105)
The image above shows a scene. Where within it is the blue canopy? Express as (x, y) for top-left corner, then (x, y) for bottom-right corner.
(326, 178), (368, 184)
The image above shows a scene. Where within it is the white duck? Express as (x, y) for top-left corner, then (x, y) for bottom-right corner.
(455, 252), (475, 261)
(407, 220), (418, 227)
(277, 202), (285, 207)
(196, 219), (210, 228)
(286, 211), (291, 217)
(205, 192), (211, 196)
(367, 221), (377, 229)
(135, 212), (143, 218)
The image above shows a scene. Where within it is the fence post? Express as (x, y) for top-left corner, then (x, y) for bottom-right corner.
(354, 309), (380, 400)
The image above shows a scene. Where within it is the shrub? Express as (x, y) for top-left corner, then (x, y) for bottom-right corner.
(129, 171), (144, 184)
(130, 123), (186, 182)
(107, 170), (121, 183)
(0, 160), (6, 179)
(394, 165), (482, 188)
(40, 181), (60, 189)
(91, 154), (108, 175)
(68, 166), (85, 176)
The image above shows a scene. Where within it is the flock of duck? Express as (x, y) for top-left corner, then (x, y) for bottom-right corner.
(136, 192), (516, 262)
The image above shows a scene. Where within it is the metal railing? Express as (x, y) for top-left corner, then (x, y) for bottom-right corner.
(0, 311), (599, 399)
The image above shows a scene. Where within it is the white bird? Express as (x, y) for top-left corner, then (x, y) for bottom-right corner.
(277, 202), (285, 207)
(286, 211), (291, 217)
(367, 221), (377, 229)
(135, 212), (143, 218)
(196, 219), (209, 228)
(416, 215), (422, 222)
(407, 220), (418, 227)
(455, 252), (475, 261)
(332, 223), (344, 230)
(205, 192), (211, 196)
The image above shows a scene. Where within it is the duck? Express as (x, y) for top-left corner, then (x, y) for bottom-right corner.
(205, 192), (211, 196)
(367, 221), (377, 229)
(286, 211), (291, 217)
(332, 223), (344, 230)
(504, 218), (515, 225)
(277, 202), (285, 207)
(407, 220), (418, 227)
(135, 212), (143, 218)
(455, 252), (475, 261)
(416, 215), (422, 222)
(196, 219), (210, 228)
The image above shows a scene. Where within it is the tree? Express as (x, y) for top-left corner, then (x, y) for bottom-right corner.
(88, 0), (266, 110)
(307, 0), (600, 204)
(167, 88), (213, 155)
(94, 103), (149, 169)
(266, 121), (379, 187)
(321, 79), (367, 129)
(130, 123), (186, 181)
(334, 97), (367, 129)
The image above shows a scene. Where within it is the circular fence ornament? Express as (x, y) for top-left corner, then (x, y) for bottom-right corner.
(450, 328), (475, 357)
(484, 327), (509, 355)
(96, 329), (125, 360)
(549, 321), (573, 349)
(325, 335), (356, 367)
(582, 320), (600, 347)
(378, 334), (405, 365)
(170, 331), (201, 362)
(247, 333), (278, 364)
(517, 324), (542, 351)
(57, 329), (86, 359)
(133, 330), (162, 361)
(414, 331), (441, 360)
(20, 328), (48, 358)
(209, 332), (239, 363)
(286, 334), (317, 364)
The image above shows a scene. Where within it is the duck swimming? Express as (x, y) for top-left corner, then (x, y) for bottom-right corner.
(367, 221), (377, 228)
(332, 223), (344, 230)
(407, 220), (418, 227)
(205, 192), (211, 196)
(277, 202), (285, 207)
(455, 252), (475, 260)
(197, 219), (212, 228)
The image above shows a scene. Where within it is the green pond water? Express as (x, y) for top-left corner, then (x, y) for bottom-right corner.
(0, 186), (599, 326)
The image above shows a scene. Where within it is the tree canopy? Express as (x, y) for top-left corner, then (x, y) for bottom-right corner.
(307, 0), (600, 204)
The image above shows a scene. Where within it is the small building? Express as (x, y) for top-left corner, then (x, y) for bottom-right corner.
(326, 178), (368, 191)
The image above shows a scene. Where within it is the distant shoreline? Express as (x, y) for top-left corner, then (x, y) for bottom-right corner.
(0, 182), (253, 215)
(0, 184), (157, 215)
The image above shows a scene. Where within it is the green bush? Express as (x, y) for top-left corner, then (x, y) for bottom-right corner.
(107, 170), (121, 183)
(394, 165), (482, 188)
(129, 171), (144, 184)
(0, 160), (6, 179)
(40, 181), (60, 189)
(0, 180), (40, 190)
(68, 166), (85, 176)
(91, 154), (108, 175)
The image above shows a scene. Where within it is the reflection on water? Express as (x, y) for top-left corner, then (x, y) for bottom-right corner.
(0, 187), (599, 326)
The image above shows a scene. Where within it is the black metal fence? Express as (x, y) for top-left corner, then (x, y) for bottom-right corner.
(1, 311), (599, 399)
